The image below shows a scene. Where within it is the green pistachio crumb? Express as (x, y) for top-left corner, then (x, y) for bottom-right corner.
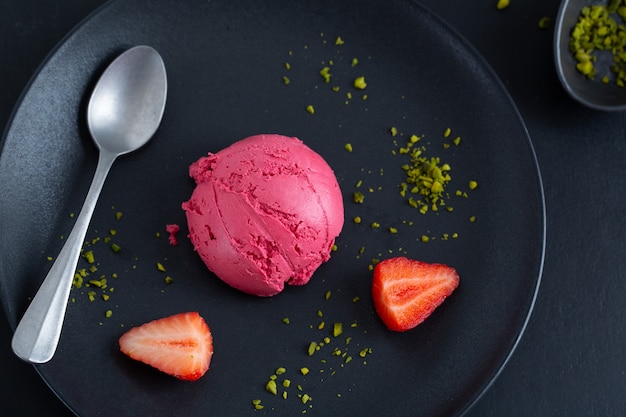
(333, 322), (343, 337)
(115, 211), (123, 220)
(335, 36), (344, 45)
(320, 66), (332, 83)
(308, 341), (318, 356)
(538, 16), (551, 30)
(111, 243), (121, 253)
(325, 290), (331, 300)
(83, 250), (95, 264)
(306, 104), (315, 114)
(265, 379), (278, 395)
(283, 379), (291, 388)
(496, 0), (509, 10)
(165, 276), (174, 284)
(105, 310), (113, 318)
(389, 227), (398, 234)
(283, 76), (291, 85)
(353, 76), (367, 89)
(370, 222), (380, 229)
(353, 216), (362, 224)
(252, 399), (264, 410)
(156, 262), (166, 272)
(282, 317), (290, 325)
(300, 367), (310, 376)
(344, 143), (353, 152)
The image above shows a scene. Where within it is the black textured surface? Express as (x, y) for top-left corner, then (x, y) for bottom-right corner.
(0, 0), (621, 417)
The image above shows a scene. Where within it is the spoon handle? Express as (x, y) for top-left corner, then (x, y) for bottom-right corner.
(11, 149), (118, 364)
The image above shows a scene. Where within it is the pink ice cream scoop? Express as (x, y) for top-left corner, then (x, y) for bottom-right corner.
(182, 134), (344, 296)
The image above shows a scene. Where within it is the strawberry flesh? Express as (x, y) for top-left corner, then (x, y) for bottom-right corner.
(372, 257), (459, 332)
(119, 312), (213, 381)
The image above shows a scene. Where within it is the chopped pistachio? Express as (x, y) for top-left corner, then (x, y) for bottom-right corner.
(306, 104), (315, 114)
(496, 0), (509, 10)
(538, 16), (551, 30)
(83, 250), (95, 264)
(333, 322), (343, 337)
(320, 66), (332, 83)
(300, 367), (310, 375)
(344, 143), (353, 152)
(353, 76), (367, 89)
(265, 379), (278, 395)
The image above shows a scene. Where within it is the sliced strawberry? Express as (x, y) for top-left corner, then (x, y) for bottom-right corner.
(372, 257), (459, 332)
(119, 312), (213, 381)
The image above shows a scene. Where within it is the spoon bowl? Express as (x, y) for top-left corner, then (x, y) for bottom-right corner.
(11, 45), (167, 364)
(555, 0), (626, 111)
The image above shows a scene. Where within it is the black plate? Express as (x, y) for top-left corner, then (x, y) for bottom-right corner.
(0, 1), (545, 416)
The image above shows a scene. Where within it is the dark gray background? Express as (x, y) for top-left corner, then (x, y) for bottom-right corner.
(1, 0), (623, 416)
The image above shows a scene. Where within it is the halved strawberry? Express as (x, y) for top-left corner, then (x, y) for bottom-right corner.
(372, 257), (459, 332)
(119, 312), (213, 381)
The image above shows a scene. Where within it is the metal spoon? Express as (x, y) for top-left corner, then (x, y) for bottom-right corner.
(555, 0), (626, 111)
(11, 45), (167, 364)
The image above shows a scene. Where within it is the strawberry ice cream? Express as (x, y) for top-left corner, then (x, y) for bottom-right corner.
(182, 134), (344, 296)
